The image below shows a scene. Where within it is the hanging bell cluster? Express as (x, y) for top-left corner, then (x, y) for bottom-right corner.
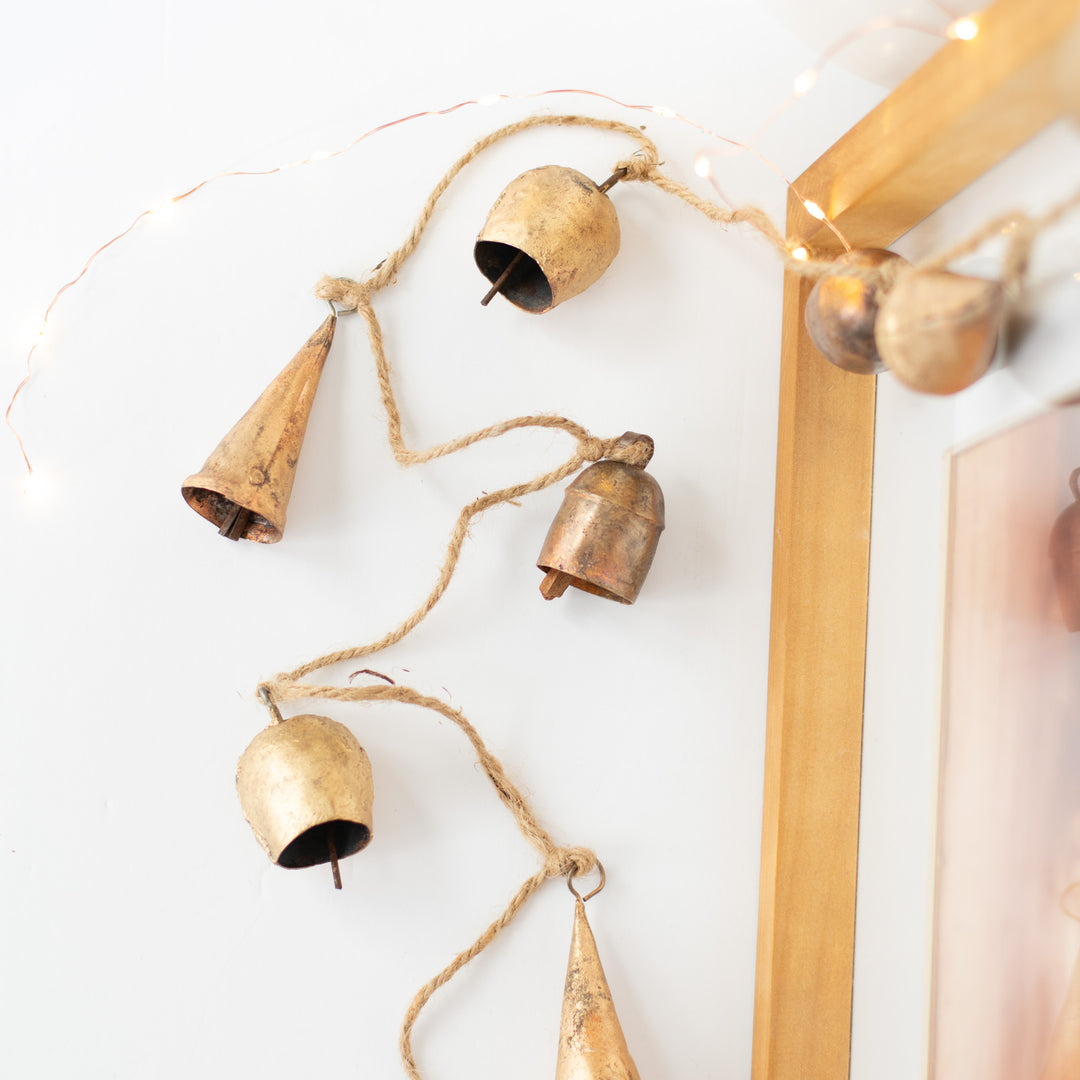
(1050, 467), (1080, 632)
(475, 164), (623, 313)
(236, 712), (374, 887)
(538, 433), (665, 604)
(805, 250), (1006, 395)
(181, 314), (336, 542)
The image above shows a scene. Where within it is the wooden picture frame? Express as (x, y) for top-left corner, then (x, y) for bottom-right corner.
(752, 1), (1080, 1076)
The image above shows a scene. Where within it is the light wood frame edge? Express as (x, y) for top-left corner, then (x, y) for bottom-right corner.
(751, 2), (1080, 1077)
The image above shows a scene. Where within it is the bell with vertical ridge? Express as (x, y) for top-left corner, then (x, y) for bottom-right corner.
(538, 433), (664, 604)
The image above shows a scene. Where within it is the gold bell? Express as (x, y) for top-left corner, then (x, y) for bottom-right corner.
(1050, 467), (1080, 632)
(236, 714), (373, 887)
(181, 314), (336, 542)
(556, 867), (641, 1080)
(537, 433), (664, 604)
(874, 270), (1005, 395)
(475, 165), (621, 313)
(804, 248), (908, 374)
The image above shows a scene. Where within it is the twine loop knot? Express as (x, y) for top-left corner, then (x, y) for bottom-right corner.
(615, 152), (660, 183)
(544, 845), (598, 880)
(581, 436), (607, 461)
(316, 273), (372, 312)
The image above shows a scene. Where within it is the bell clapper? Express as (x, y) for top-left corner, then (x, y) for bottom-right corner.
(218, 502), (252, 541)
(540, 568), (574, 600)
(327, 827), (342, 890)
(480, 250), (525, 306)
(479, 166), (628, 306)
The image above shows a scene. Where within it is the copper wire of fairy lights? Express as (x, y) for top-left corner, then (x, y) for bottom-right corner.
(5, 8), (985, 478)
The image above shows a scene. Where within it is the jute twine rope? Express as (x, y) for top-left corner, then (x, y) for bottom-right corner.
(256, 113), (1080, 1080)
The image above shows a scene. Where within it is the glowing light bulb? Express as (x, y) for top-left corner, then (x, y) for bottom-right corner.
(651, 105), (677, 118)
(947, 16), (979, 40)
(147, 198), (175, 222)
(22, 470), (51, 502)
(310, 150), (334, 162)
(792, 69), (818, 97)
(802, 200), (826, 220)
(478, 94), (505, 107)
(791, 246), (809, 261)
(694, 153), (712, 179)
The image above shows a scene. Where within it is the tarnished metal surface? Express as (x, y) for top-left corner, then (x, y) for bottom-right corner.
(236, 713), (373, 869)
(475, 165), (620, 313)
(538, 445), (664, 604)
(875, 270), (1005, 394)
(1050, 468), (1080, 631)
(804, 248), (907, 375)
(181, 314), (335, 542)
(555, 899), (641, 1080)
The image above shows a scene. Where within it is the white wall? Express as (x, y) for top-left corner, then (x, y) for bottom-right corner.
(7, 3), (1071, 1079)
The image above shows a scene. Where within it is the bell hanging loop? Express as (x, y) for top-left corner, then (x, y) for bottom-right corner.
(538, 432), (665, 604)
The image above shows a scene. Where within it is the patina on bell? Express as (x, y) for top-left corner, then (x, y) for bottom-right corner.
(236, 713), (373, 873)
(538, 433), (664, 604)
(804, 248), (908, 374)
(1050, 467), (1080, 632)
(475, 165), (620, 313)
(556, 897), (641, 1080)
(182, 314), (335, 542)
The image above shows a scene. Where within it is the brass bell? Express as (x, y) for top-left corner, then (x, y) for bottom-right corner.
(874, 270), (1005, 395)
(181, 314), (335, 542)
(804, 248), (908, 374)
(1050, 467), (1080, 632)
(236, 713), (373, 886)
(475, 165), (621, 313)
(537, 433), (664, 604)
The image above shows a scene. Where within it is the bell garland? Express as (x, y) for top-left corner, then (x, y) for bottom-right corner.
(168, 113), (1080, 1079)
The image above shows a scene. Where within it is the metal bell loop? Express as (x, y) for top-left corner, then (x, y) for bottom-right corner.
(538, 433), (664, 604)
(236, 713), (374, 871)
(474, 165), (621, 313)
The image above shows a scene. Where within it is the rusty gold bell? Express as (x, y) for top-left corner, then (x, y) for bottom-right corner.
(804, 248), (908, 374)
(538, 433), (664, 605)
(475, 165), (621, 313)
(236, 713), (373, 888)
(182, 313), (335, 542)
(556, 866), (640, 1080)
(1050, 467), (1080, 632)
(874, 270), (1005, 395)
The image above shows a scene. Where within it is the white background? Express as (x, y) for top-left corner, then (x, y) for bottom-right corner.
(1, 2), (1076, 1078)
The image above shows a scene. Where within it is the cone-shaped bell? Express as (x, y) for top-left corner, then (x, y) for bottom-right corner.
(804, 248), (907, 374)
(182, 314), (336, 542)
(555, 899), (641, 1080)
(1050, 468), (1080, 632)
(475, 165), (620, 313)
(874, 271), (1004, 395)
(538, 436), (664, 604)
(236, 713), (373, 868)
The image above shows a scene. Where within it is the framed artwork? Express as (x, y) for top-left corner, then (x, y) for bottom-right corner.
(753, 0), (1080, 1076)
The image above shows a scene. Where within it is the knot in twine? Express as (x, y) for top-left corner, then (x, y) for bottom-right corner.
(316, 273), (372, 312)
(615, 151), (661, 183)
(543, 845), (598, 880)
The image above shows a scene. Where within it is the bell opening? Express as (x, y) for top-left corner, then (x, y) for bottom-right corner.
(538, 564), (632, 605)
(474, 241), (552, 313)
(181, 486), (278, 543)
(277, 819), (372, 869)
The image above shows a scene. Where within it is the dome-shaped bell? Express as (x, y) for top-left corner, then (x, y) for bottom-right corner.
(1050, 467), (1080, 632)
(474, 165), (621, 313)
(804, 248), (908, 374)
(874, 270), (1005, 395)
(236, 714), (374, 874)
(537, 433), (664, 604)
